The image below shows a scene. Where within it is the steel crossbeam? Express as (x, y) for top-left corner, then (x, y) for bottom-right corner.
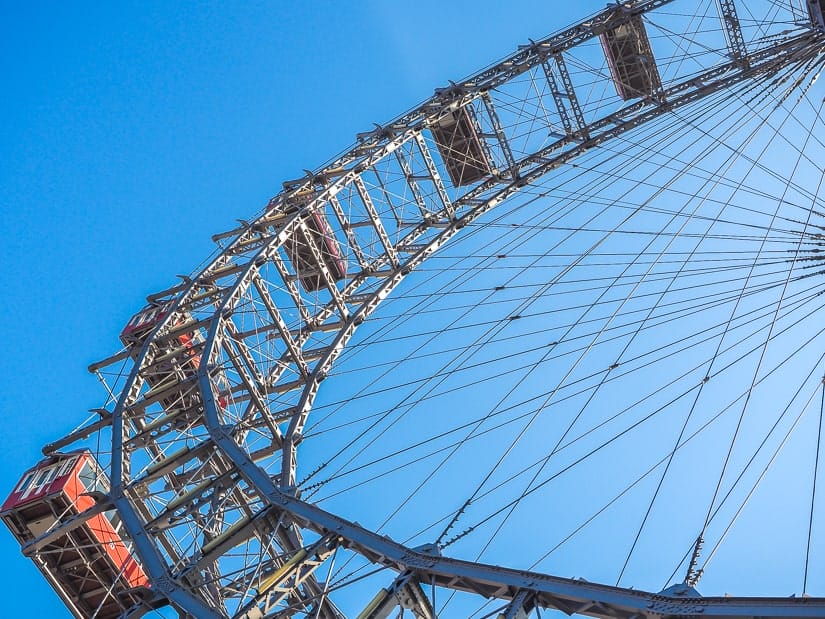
(546, 52), (589, 139)
(353, 175), (400, 268)
(480, 92), (518, 178)
(716, 0), (748, 64)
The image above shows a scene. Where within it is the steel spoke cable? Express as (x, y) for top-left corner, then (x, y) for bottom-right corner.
(292, 112), (720, 498)
(326, 101), (768, 402)
(346, 258), (800, 345)
(374, 250), (801, 307)
(466, 106), (811, 575)
(692, 375), (824, 585)
(334, 257), (787, 335)
(321, 258), (804, 389)
(804, 380), (824, 594)
(432, 168), (745, 547)
(318, 284), (825, 552)
(294, 183), (625, 492)
(307, 284), (825, 497)
(340, 65), (816, 368)
(306, 282), (823, 459)
(305, 271), (819, 438)
(802, 119), (825, 595)
(690, 99), (825, 582)
(482, 288), (825, 523)
(518, 169), (823, 228)
(528, 150), (825, 225)
(235, 25), (824, 616)
(526, 385), (791, 576)
(438, 300), (825, 551)
(328, 61), (780, 372)
(330, 260), (809, 400)
(613, 79), (818, 584)
(309, 173), (623, 431)
(50, 4), (825, 615)
(669, 349), (825, 584)
(618, 54), (810, 581)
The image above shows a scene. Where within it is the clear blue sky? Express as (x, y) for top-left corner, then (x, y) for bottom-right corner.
(0, 1), (588, 614)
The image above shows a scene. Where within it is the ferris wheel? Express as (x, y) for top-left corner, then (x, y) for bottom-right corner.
(4, 0), (825, 617)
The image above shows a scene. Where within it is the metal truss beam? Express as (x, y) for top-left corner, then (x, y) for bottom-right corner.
(236, 535), (340, 619)
(543, 53), (589, 140)
(328, 195), (371, 271)
(393, 147), (432, 219)
(251, 273), (310, 379)
(353, 175), (400, 268)
(499, 590), (533, 619)
(294, 220), (350, 316)
(269, 250), (313, 326)
(413, 133), (455, 218)
(479, 92), (518, 178)
(716, 0), (748, 64)
(220, 327), (284, 447)
(357, 571), (434, 619)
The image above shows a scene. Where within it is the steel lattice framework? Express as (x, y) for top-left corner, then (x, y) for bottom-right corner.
(13, 1), (825, 617)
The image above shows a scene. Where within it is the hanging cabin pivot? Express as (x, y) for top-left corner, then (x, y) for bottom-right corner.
(600, 13), (662, 100)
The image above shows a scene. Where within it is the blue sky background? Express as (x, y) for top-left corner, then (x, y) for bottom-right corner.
(0, 2), (591, 614)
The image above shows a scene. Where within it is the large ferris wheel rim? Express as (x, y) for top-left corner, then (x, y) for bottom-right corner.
(80, 0), (825, 617)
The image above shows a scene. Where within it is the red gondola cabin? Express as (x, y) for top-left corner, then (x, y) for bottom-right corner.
(120, 301), (204, 409)
(284, 206), (347, 292)
(1, 451), (148, 618)
(120, 300), (173, 345)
